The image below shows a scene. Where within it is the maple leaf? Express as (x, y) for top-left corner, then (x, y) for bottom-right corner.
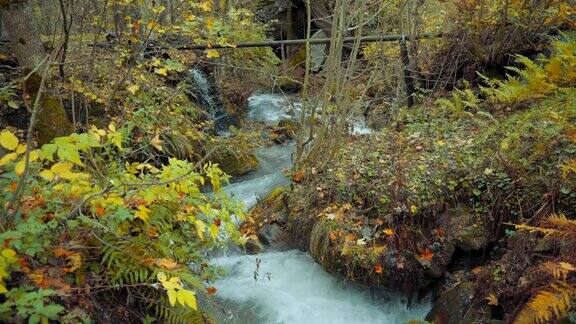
(420, 249), (434, 261)
(206, 286), (217, 296)
(486, 293), (499, 306)
(374, 263), (383, 274)
(384, 228), (394, 236)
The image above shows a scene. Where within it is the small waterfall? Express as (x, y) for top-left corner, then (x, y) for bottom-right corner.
(187, 68), (235, 132)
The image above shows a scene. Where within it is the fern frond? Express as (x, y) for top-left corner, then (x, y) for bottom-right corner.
(515, 281), (576, 324)
(542, 214), (576, 235)
(538, 261), (576, 280)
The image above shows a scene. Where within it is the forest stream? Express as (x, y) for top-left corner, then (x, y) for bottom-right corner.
(204, 93), (431, 323)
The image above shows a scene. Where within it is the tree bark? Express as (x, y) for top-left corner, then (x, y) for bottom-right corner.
(0, 0), (72, 145)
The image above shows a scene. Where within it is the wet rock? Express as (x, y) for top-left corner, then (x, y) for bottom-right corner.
(244, 237), (264, 254)
(449, 212), (490, 251)
(426, 281), (491, 324)
(423, 242), (456, 278)
(270, 119), (298, 144)
(213, 150), (259, 177)
(257, 223), (288, 246)
(275, 76), (302, 94)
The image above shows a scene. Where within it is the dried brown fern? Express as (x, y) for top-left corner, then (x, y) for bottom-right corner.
(543, 214), (576, 236)
(514, 281), (576, 324)
(538, 261), (576, 281)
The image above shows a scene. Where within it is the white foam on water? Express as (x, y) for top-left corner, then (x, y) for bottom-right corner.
(247, 94), (302, 126)
(211, 250), (430, 324)
(222, 143), (293, 211)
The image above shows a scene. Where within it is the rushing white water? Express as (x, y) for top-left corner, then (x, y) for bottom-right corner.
(247, 93), (374, 136)
(211, 251), (430, 324)
(247, 93), (302, 126)
(207, 93), (427, 323)
(223, 143), (293, 211)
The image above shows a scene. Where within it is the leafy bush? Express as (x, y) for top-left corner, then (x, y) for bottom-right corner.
(0, 126), (245, 322)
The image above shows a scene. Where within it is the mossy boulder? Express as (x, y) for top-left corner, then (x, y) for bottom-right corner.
(275, 76), (302, 94)
(240, 186), (291, 248)
(448, 211), (490, 251)
(213, 150), (259, 177)
(426, 281), (491, 324)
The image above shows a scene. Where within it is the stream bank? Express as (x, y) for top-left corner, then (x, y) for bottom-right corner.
(205, 93), (431, 323)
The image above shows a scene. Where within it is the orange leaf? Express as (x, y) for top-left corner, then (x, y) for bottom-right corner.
(292, 170), (305, 183)
(146, 227), (159, 238)
(384, 228), (394, 236)
(329, 231), (338, 241)
(95, 207), (106, 216)
(8, 181), (17, 192)
(374, 263), (383, 274)
(420, 249), (434, 261)
(156, 258), (179, 270)
(206, 286), (217, 296)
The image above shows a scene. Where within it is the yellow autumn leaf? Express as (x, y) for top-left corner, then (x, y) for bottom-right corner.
(167, 289), (177, 306)
(15, 144), (26, 154)
(486, 293), (499, 306)
(51, 162), (79, 180)
(154, 67), (168, 76)
(210, 223), (219, 240)
(0, 152), (17, 166)
(39, 169), (55, 181)
(135, 205), (150, 222)
(14, 159), (25, 175)
(175, 289), (197, 310)
(150, 134), (163, 151)
(198, 1), (212, 11)
(127, 84), (140, 95)
(0, 130), (19, 151)
(195, 220), (206, 240)
(28, 150), (38, 163)
(206, 49), (220, 58)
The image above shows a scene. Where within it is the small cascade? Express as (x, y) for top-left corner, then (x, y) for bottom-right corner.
(247, 93), (302, 126)
(203, 93), (428, 323)
(187, 68), (235, 132)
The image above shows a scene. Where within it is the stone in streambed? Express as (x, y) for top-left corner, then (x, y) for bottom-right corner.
(426, 281), (490, 324)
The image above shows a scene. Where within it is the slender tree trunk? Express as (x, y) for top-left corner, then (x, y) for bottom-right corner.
(0, 0), (73, 145)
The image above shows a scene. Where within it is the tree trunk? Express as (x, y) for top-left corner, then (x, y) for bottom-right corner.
(0, 0), (72, 145)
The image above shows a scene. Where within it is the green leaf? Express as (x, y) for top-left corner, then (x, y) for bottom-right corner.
(39, 144), (58, 161)
(56, 143), (83, 166)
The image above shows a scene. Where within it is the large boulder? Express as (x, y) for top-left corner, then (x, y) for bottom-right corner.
(212, 149), (259, 177)
(426, 281), (491, 324)
(449, 212), (490, 251)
